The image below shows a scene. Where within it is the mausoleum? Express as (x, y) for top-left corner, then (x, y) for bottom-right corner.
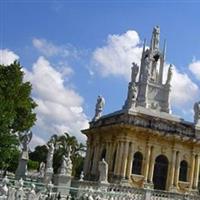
(82, 26), (200, 194)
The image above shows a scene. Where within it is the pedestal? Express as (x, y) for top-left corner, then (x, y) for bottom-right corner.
(54, 174), (72, 198)
(44, 168), (53, 184)
(15, 151), (28, 180)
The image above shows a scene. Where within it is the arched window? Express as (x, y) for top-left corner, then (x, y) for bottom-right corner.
(132, 152), (143, 175)
(179, 160), (188, 182)
(101, 148), (106, 160)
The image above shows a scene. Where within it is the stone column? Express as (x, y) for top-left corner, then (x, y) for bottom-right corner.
(108, 142), (115, 172)
(174, 151), (180, 187)
(91, 144), (100, 175)
(144, 143), (151, 182)
(121, 141), (129, 178)
(169, 148), (176, 189)
(83, 142), (91, 175)
(148, 146), (155, 183)
(114, 142), (121, 175)
(189, 152), (196, 189)
(193, 154), (200, 189)
(117, 141), (125, 176)
(126, 142), (134, 178)
(105, 142), (110, 162)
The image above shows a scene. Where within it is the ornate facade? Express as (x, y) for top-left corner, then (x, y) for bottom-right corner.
(82, 26), (200, 194)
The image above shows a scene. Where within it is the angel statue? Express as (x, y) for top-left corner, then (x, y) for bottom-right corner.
(19, 131), (33, 151)
(93, 95), (105, 121)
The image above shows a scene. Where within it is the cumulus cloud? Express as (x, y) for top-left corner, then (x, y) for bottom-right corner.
(92, 30), (143, 80)
(32, 38), (79, 58)
(25, 56), (89, 146)
(169, 65), (199, 106)
(0, 49), (19, 65)
(189, 60), (200, 80)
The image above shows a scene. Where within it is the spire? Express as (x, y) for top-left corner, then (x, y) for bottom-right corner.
(163, 39), (167, 61)
(150, 26), (160, 52)
(142, 38), (146, 57)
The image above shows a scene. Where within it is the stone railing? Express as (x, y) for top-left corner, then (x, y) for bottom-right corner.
(0, 176), (200, 200)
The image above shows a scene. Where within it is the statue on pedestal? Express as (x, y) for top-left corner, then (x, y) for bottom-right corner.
(44, 142), (55, 183)
(15, 131), (32, 180)
(98, 159), (108, 184)
(93, 95), (105, 121)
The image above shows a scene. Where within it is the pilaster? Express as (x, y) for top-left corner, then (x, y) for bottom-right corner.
(121, 141), (129, 178)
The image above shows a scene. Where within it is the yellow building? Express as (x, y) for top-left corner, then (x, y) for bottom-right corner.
(82, 26), (200, 194)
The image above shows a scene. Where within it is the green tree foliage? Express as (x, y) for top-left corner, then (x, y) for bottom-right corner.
(29, 145), (48, 165)
(0, 61), (37, 172)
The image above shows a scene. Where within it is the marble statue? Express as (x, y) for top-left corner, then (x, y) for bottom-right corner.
(59, 154), (72, 176)
(165, 64), (173, 85)
(15, 131), (32, 180)
(46, 142), (54, 169)
(131, 62), (139, 83)
(98, 159), (108, 184)
(93, 95), (105, 121)
(151, 26), (160, 50)
(39, 162), (45, 177)
(194, 101), (200, 125)
(44, 142), (55, 183)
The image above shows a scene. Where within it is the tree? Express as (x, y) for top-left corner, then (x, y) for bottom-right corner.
(0, 61), (37, 172)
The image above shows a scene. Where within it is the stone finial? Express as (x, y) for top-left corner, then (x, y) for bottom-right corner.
(98, 159), (108, 184)
(93, 95), (105, 121)
(194, 101), (200, 125)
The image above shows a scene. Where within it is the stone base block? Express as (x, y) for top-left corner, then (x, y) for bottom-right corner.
(54, 174), (72, 197)
(44, 169), (53, 184)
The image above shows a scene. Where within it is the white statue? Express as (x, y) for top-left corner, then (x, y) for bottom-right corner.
(194, 101), (200, 125)
(151, 26), (160, 50)
(131, 62), (139, 83)
(19, 131), (32, 151)
(93, 95), (105, 121)
(46, 142), (54, 169)
(98, 159), (108, 184)
(59, 154), (72, 176)
(166, 64), (173, 85)
(39, 162), (45, 177)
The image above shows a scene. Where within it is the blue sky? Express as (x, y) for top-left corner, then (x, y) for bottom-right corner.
(1, 1), (200, 147)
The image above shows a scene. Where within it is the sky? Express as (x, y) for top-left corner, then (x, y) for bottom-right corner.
(1, 0), (200, 148)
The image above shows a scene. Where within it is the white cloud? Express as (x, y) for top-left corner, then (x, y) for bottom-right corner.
(0, 49), (19, 65)
(32, 38), (79, 59)
(25, 56), (89, 146)
(189, 60), (200, 80)
(168, 65), (199, 106)
(33, 38), (64, 57)
(92, 30), (143, 80)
